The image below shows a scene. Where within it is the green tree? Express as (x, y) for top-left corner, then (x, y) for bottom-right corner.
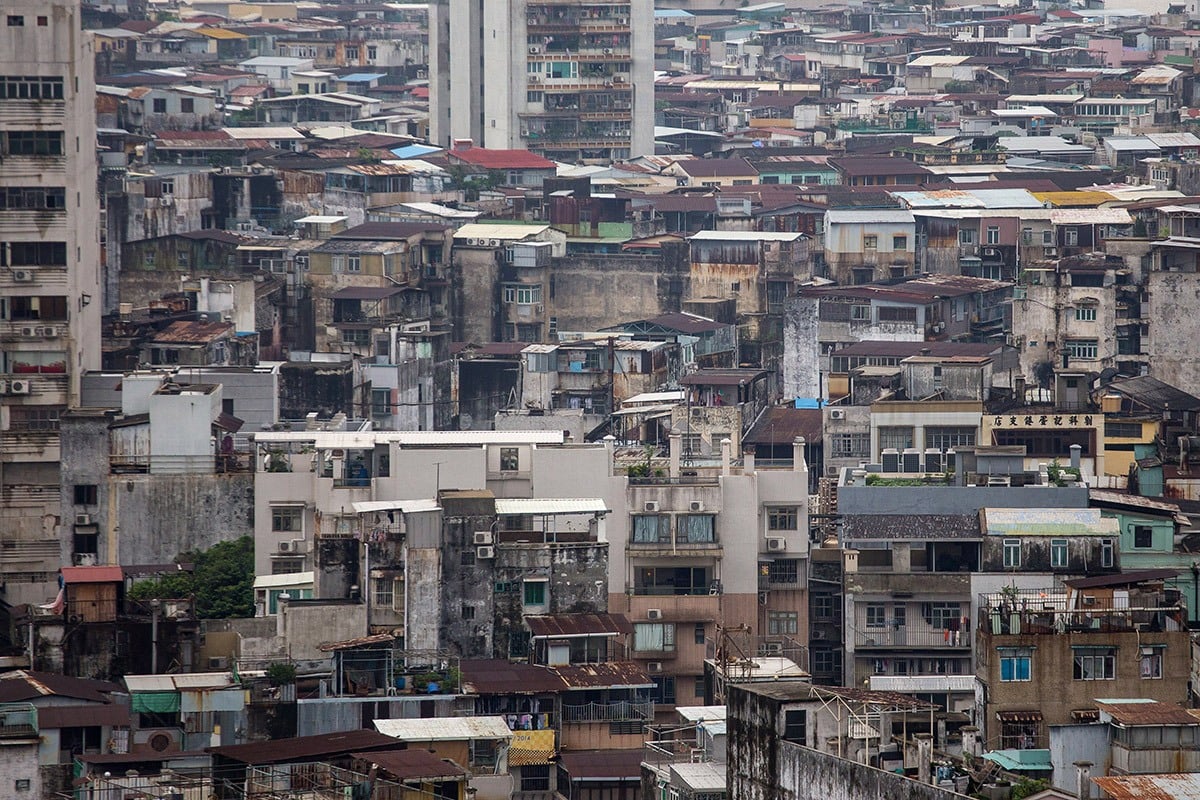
(127, 536), (255, 619)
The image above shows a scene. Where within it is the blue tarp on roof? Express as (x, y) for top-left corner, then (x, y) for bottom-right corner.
(339, 73), (386, 83)
(391, 143), (442, 159)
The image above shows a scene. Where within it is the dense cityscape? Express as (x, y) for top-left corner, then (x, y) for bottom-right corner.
(5, 0), (1200, 798)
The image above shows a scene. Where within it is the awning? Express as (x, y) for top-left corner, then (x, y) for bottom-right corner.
(132, 691), (181, 714)
(997, 710), (1043, 723)
(507, 729), (555, 766)
(1072, 709), (1100, 722)
(330, 286), (405, 301)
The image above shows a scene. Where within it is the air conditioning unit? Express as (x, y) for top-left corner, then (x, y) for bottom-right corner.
(74, 513), (93, 527)
(134, 728), (183, 754)
(830, 409), (846, 420)
(529, 75), (540, 83)
(767, 537), (786, 552)
(529, 45), (541, 54)
(647, 608), (663, 620)
(603, 48), (613, 54)
(812, 629), (827, 640)
(12, 269), (34, 282)
(759, 641), (783, 654)
(643, 501), (659, 512)
(466, 238), (480, 246)
(1044, 246), (1058, 257)
(473, 531), (494, 545)
(9, 379), (30, 395)
(647, 661), (663, 674)
(36, 326), (57, 337)
(278, 540), (295, 553)
(20, 325), (38, 337)
(689, 500), (704, 512)
(488, 239), (502, 247)
(476, 545), (495, 559)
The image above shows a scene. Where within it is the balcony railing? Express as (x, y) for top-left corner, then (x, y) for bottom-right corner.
(855, 627), (969, 649)
(0, 704), (37, 738)
(561, 700), (654, 724)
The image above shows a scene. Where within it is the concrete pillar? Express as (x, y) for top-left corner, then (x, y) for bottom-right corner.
(669, 433), (681, 478)
(602, 434), (616, 475)
(793, 436), (807, 473)
(743, 451), (755, 473)
(960, 726), (981, 758)
(1075, 760), (1093, 800)
(276, 593), (290, 637)
(891, 542), (911, 573)
(1070, 444), (1082, 471)
(915, 734), (933, 785)
(721, 438), (732, 475)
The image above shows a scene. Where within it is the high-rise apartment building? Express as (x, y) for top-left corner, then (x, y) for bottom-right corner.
(0, 0), (102, 608)
(430, 0), (654, 162)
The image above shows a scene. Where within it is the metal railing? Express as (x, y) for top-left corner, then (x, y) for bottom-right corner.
(561, 700), (654, 724)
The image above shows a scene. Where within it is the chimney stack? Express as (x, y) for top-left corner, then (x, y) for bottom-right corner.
(1074, 760), (1093, 800)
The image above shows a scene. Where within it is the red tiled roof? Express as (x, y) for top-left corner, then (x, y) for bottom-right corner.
(448, 147), (557, 170)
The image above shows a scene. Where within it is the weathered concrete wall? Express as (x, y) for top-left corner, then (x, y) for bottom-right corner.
(279, 361), (354, 419)
(1147, 270), (1200, 390)
(783, 295), (820, 401)
(549, 249), (687, 334)
(108, 474), (255, 564)
(837, 485), (1089, 516)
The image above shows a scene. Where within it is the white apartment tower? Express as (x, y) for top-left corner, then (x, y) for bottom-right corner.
(0, 0), (102, 606)
(430, 0), (654, 162)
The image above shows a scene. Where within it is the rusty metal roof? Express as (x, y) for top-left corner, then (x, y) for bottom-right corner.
(351, 750), (466, 781)
(0, 671), (121, 704)
(1063, 568), (1179, 590)
(318, 633), (395, 652)
(525, 613), (632, 639)
(61, 566), (124, 584)
(151, 320), (233, 344)
(209, 730), (402, 764)
(1097, 701), (1200, 727)
(556, 661), (654, 690)
(459, 659), (653, 694)
(1089, 490), (1190, 526)
(1093, 773), (1200, 800)
(558, 749), (645, 780)
(743, 407), (822, 446)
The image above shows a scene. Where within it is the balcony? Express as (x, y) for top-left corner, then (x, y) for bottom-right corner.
(855, 627), (969, 649)
(0, 704), (38, 739)
(978, 588), (1187, 636)
(561, 700), (654, 724)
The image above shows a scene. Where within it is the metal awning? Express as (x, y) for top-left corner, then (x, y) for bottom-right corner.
(494, 498), (609, 516)
(997, 710), (1043, 722)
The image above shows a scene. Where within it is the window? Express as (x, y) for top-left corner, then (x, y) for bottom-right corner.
(462, 604), (475, 620)
(460, 550), (475, 566)
(371, 388), (390, 416)
(0, 76), (63, 100)
(1074, 647), (1116, 680)
(4, 131), (63, 156)
(770, 559), (799, 585)
(499, 447), (520, 471)
(649, 676), (676, 705)
(516, 285), (542, 304)
(695, 623), (706, 645)
(0, 187), (66, 210)
(866, 604), (887, 628)
(1105, 422), (1142, 439)
(877, 306), (917, 322)
(7, 15), (24, 26)
(925, 426), (976, 450)
(5, 241), (66, 266)
(347, 255), (362, 273)
(1141, 650), (1163, 679)
(634, 622), (676, 652)
(768, 611), (798, 635)
(372, 577), (393, 608)
(678, 514), (715, 544)
(768, 507), (799, 531)
(8, 406), (62, 430)
(180, 97), (195, 114)
(1003, 538), (1021, 569)
(1065, 339), (1098, 360)
(813, 650), (838, 674)
(922, 602), (961, 629)
(367, 45), (377, 60)
(959, 228), (975, 245)
(999, 648), (1032, 682)
(1101, 538), (1115, 568)
(830, 433), (870, 459)
(694, 675), (706, 698)
(986, 226), (1000, 245)
(850, 304), (871, 321)
(1051, 538), (1068, 568)
(271, 506), (302, 532)
(1042, 229), (1054, 246)
(878, 426), (914, 451)
(1065, 227), (1079, 247)
(632, 514), (671, 544)
(1022, 228), (1033, 245)
(523, 579), (548, 608)
(863, 234), (878, 250)
(1075, 306), (1097, 321)
(893, 234), (908, 251)
(520, 765), (550, 792)
(152, 98), (167, 113)
(73, 484), (98, 505)
(37, 15), (46, 25)
(783, 710), (807, 745)
(813, 594), (833, 618)
(1133, 525), (1153, 549)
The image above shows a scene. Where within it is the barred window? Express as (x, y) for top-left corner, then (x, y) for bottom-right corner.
(0, 75), (64, 99)
(830, 433), (869, 458)
(925, 426), (976, 450)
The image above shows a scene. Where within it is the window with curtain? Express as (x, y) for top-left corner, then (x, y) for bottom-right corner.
(634, 622), (675, 652)
(632, 515), (670, 543)
(679, 514), (715, 544)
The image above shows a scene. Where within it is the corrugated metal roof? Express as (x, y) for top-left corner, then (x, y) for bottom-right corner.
(689, 230), (805, 242)
(624, 391), (686, 405)
(826, 209), (915, 224)
(222, 126), (304, 140)
(210, 729), (401, 764)
(671, 762), (726, 792)
(319, 633), (395, 652)
(869, 675), (976, 693)
(559, 749), (644, 780)
(1050, 208), (1133, 225)
(493, 498), (609, 516)
(525, 613), (632, 638)
(453, 223), (551, 241)
(251, 430), (565, 447)
(62, 566), (124, 584)
(1097, 700), (1200, 726)
(677, 706), (727, 722)
(125, 672), (234, 691)
(375, 716), (513, 742)
(1092, 773), (1200, 800)
(556, 661), (654, 690)
(351, 749), (467, 781)
(351, 499), (440, 515)
(1146, 132), (1200, 148)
